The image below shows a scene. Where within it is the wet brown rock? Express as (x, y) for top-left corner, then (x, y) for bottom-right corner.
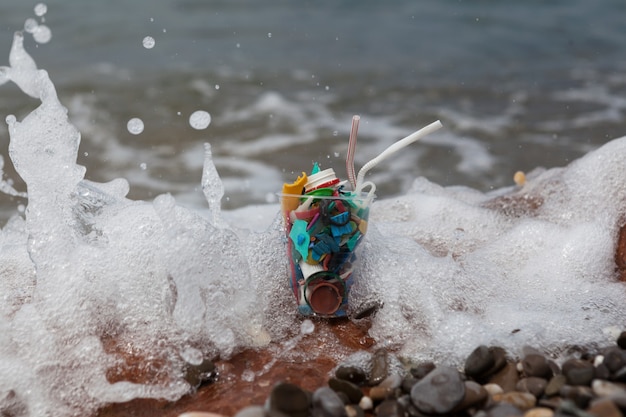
(493, 392), (537, 411)
(545, 375), (568, 397)
(329, 378), (363, 404)
(369, 349), (389, 386)
(453, 380), (489, 412)
(615, 223), (626, 281)
(489, 362), (520, 393)
(587, 398), (623, 417)
(269, 382), (310, 417)
(516, 377), (547, 399)
(523, 407), (554, 417)
(522, 354), (553, 379)
(561, 359), (594, 387)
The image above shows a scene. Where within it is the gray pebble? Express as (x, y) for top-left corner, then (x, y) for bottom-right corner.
(522, 354), (553, 379)
(335, 365), (367, 385)
(561, 359), (594, 386)
(328, 378), (363, 404)
(235, 405), (267, 417)
(465, 345), (495, 379)
(312, 387), (347, 417)
(545, 375), (567, 397)
(410, 366), (465, 414)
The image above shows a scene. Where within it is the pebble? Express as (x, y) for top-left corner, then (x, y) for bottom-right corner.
(559, 385), (594, 409)
(233, 407), (266, 417)
(358, 396), (373, 411)
(523, 407), (554, 417)
(454, 380), (488, 412)
(375, 399), (405, 417)
(410, 366), (466, 414)
(329, 378), (363, 404)
(484, 383), (504, 396)
(522, 354), (553, 379)
(465, 345), (496, 378)
(517, 377), (547, 398)
(562, 359), (595, 386)
(312, 387), (347, 417)
(618, 332), (626, 350)
(545, 375), (567, 397)
(369, 349), (389, 386)
(493, 392), (537, 411)
(603, 347), (626, 373)
(269, 382), (311, 417)
(335, 365), (367, 385)
(489, 362), (520, 393)
(587, 398), (623, 417)
(592, 379), (626, 397)
(184, 358), (217, 388)
(479, 402), (524, 417)
(369, 374), (402, 401)
(345, 404), (365, 417)
(409, 361), (436, 379)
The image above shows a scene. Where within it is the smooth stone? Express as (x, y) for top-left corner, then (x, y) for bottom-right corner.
(523, 354), (553, 379)
(545, 375), (568, 397)
(493, 392), (537, 411)
(410, 361), (436, 380)
(328, 378), (363, 404)
(454, 380), (489, 412)
(484, 383), (505, 396)
(612, 366), (626, 382)
(481, 403), (524, 417)
(523, 407), (554, 417)
(603, 347), (626, 373)
(358, 396), (373, 411)
(466, 345), (496, 378)
(269, 382), (311, 417)
(489, 362), (520, 393)
(618, 332), (626, 350)
(234, 406), (266, 417)
(312, 387), (347, 417)
(369, 386), (393, 402)
(369, 349), (389, 386)
(376, 399), (405, 417)
(559, 385), (593, 409)
(517, 377), (548, 398)
(587, 398), (623, 417)
(555, 399), (594, 417)
(562, 359), (595, 386)
(344, 404), (365, 417)
(410, 366), (466, 414)
(592, 379), (626, 397)
(335, 365), (367, 385)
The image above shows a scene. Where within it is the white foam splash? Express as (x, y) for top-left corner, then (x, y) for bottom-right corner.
(1, 12), (626, 417)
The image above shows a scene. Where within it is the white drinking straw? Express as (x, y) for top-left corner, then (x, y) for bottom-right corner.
(355, 120), (443, 193)
(346, 115), (360, 189)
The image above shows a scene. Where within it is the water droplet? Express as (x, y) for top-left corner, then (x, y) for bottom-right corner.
(236, 43), (241, 48)
(267, 32), (272, 38)
(142, 36), (155, 49)
(334, 152), (340, 158)
(5, 115), (16, 125)
(332, 130), (338, 136)
(24, 18), (38, 33)
(33, 25), (52, 44)
(325, 85), (330, 91)
(34, 3), (47, 17)
(176, 111), (181, 116)
(17, 204), (25, 213)
(241, 369), (255, 382)
(140, 163), (147, 170)
(127, 118), (144, 135)
(149, 17), (154, 22)
(84, 152), (89, 157)
(300, 319), (315, 335)
(162, 28), (167, 33)
(189, 110), (211, 130)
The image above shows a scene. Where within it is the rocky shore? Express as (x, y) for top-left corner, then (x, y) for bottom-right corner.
(96, 315), (626, 417)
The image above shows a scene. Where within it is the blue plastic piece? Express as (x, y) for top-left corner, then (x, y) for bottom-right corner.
(311, 162), (320, 175)
(289, 219), (310, 261)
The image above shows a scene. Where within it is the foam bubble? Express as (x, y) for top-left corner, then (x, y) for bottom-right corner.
(32, 25), (51, 44)
(34, 3), (47, 17)
(189, 110), (211, 130)
(142, 36), (155, 49)
(127, 117), (144, 134)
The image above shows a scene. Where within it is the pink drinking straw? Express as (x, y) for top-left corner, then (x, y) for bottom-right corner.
(346, 115), (360, 189)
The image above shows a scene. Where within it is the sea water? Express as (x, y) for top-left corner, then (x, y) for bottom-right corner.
(1, 4), (626, 417)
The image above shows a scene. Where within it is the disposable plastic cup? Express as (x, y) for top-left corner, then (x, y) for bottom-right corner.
(279, 191), (374, 318)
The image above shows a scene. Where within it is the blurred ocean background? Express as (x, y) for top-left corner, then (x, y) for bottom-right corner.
(1, 0), (626, 220)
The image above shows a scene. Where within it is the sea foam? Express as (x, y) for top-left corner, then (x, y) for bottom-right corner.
(1, 15), (626, 417)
